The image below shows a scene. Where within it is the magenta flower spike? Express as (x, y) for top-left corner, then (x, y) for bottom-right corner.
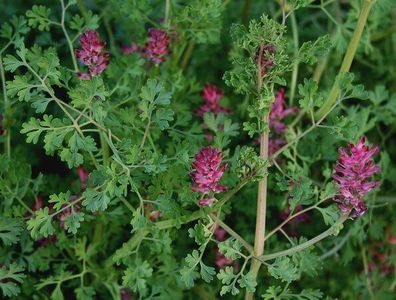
(75, 30), (110, 79)
(333, 136), (381, 218)
(191, 147), (228, 206)
(142, 28), (170, 63)
(195, 84), (231, 117)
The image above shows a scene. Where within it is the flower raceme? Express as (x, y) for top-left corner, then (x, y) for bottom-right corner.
(195, 84), (231, 117)
(75, 30), (110, 79)
(191, 147), (228, 206)
(269, 89), (298, 135)
(143, 28), (170, 63)
(122, 28), (170, 64)
(333, 136), (381, 218)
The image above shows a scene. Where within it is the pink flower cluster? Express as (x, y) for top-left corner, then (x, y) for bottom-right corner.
(195, 84), (231, 117)
(122, 28), (170, 63)
(333, 136), (381, 218)
(267, 89), (297, 155)
(191, 147), (228, 206)
(75, 30), (110, 79)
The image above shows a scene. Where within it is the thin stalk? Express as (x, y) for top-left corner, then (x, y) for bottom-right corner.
(164, 0), (171, 24)
(241, 0), (251, 25)
(181, 41), (195, 70)
(259, 214), (349, 262)
(315, 0), (375, 119)
(100, 132), (110, 166)
(210, 213), (254, 253)
(245, 44), (269, 300)
(361, 246), (375, 299)
(0, 54), (10, 157)
(60, 0), (78, 72)
(289, 12), (299, 105)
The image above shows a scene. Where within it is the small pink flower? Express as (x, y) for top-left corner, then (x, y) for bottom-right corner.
(214, 226), (227, 242)
(387, 235), (396, 245)
(269, 138), (286, 156)
(121, 43), (139, 55)
(215, 249), (233, 268)
(142, 28), (170, 63)
(77, 166), (89, 190)
(269, 89), (298, 135)
(195, 84), (231, 117)
(58, 196), (80, 229)
(149, 210), (161, 221)
(75, 30), (110, 79)
(333, 136), (381, 218)
(198, 197), (214, 206)
(191, 147), (228, 195)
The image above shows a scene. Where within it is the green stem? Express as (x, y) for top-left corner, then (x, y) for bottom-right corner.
(76, 0), (88, 18)
(241, 0), (251, 25)
(60, 0), (79, 72)
(245, 45), (270, 300)
(289, 12), (299, 105)
(0, 54), (10, 158)
(315, 0), (374, 120)
(210, 213), (254, 253)
(164, 0), (171, 24)
(181, 41), (195, 70)
(259, 214), (349, 262)
(100, 132), (110, 166)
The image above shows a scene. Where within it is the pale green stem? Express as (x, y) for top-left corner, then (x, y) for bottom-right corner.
(0, 54), (10, 157)
(289, 12), (299, 105)
(315, 0), (375, 119)
(245, 44), (270, 300)
(60, 0), (79, 72)
(258, 214), (349, 261)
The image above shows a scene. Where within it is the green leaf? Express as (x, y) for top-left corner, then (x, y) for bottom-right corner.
(298, 78), (324, 111)
(188, 223), (211, 245)
(82, 188), (110, 212)
(26, 207), (55, 239)
(177, 0), (224, 44)
(200, 262), (216, 283)
(60, 148), (84, 168)
(290, 177), (314, 210)
(0, 264), (26, 298)
(218, 238), (243, 260)
(64, 211), (85, 234)
(267, 257), (299, 283)
(122, 261), (153, 296)
(338, 73), (368, 100)
(317, 205), (340, 226)
(75, 286), (96, 300)
(292, 238), (322, 277)
(217, 266), (239, 296)
(297, 35), (332, 65)
(3, 54), (25, 72)
(0, 217), (24, 245)
(238, 271), (257, 292)
(26, 5), (52, 31)
(153, 108), (174, 130)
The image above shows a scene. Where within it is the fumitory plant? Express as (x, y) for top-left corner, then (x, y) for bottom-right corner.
(1, 0), (396, 299)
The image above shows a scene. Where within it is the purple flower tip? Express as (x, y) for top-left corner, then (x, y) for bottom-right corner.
(333, 136), (381, 218)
